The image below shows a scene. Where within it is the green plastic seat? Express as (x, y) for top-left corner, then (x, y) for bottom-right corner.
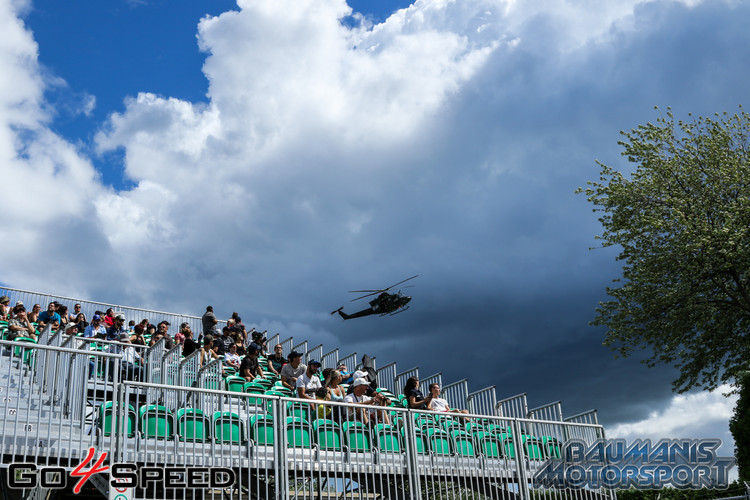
(176, 408), (210, 442)
(12, 337), (37, 365)
(452, 430), (476, 457)
(224, 375), (246, 392)
(312, 419), (342, 451)
(440, 418), (462, 433)
(401, 427), (428, 454)
(213, 411), (246, 444)
(287, 401), (313, 421)
(249, 414), (275, 445)
(99, 402), (136, 438)
(139, 405), (174, 440)
(374, 424), (401, 453)
(522, 434), (545, 460)
(286, 416), (312, 448)
(223, 366), (237, 377)
(474, 431), (504, 459)
(497, 431), (516, 458)
(342, 420), (371, 452)
(543, 436), (562, 459)
(426, 428), (452, 456)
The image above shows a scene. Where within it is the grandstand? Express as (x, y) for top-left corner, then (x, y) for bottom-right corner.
(0, 286), (608, 500)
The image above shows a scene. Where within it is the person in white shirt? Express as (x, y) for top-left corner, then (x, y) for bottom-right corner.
(344, 378), (390, 425)
(428, 383), (469, 416)
(224, 344), (241, 369)
(296, 360), (322, 400)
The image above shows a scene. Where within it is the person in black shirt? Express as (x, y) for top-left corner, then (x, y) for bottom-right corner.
(266, 343), (287, 377)
(182, 328), (199, 357)
(403, 376), (433, 410)
(240, 345), (263, 382)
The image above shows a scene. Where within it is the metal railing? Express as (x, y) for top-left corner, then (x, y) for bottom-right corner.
(468, 385), (497, 416)
(442, 378), (469, 410)
(394, 366), (420, 395)
(321, 348), (338, 370)
(306, 343), (323, 364)
(377, 361), (398, 394)
(497, 392), (529, 418)
(0, 285), (224, 335)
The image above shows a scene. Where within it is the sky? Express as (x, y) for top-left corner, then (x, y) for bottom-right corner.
(2, 0), (748, 464)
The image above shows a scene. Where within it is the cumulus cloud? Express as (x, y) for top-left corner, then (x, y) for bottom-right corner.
(4, 0), (750, 430)
(608, 386), (739, 479)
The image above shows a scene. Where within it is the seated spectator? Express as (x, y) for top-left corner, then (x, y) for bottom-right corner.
(175, 322), (190, 345)
(324, 369), (346, 422)
(128, 320), (135, 331)
(9, 301), (24, 319)
(182, 327), (199, 357)
(345, 378), (391, 425)
(403, 376), (432, 410)
(0, 296), (11, 320)
(106, 314), (127, 341)
(280, 351), (306, 390)
(84, 315), (107, 338)
(296, 360), (322, 400)
(70, 303), (82, 322)
(130, 324), (146, 346)
(73, 313), (89, 334)
(57, 305), (70, 328)
(38, 302), (61, 330)
(266, 344), (287, 377)
(428, 383), (470, 416)
(103, 308), (116, 327)
(240, 345), (263, 382)
(200, 336), (220, 366)
(27, 304), (41, 323)
(149, 321), (175, 349)
(338, 364), (353, 384)
(235, 340), (246, 357)
(7, 307), (36, 341)
(225, 344), (241, 370)
(315, 387), (332, 419)
(216, 327), (233, 355)
(112, 333), (143, 382)
(249, 329), (268, 355)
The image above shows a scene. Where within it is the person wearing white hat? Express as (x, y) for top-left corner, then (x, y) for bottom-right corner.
(344, 378), (390, 425)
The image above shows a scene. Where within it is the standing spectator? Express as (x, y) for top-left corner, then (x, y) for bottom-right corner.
(27, 304), (41, 323)
(266, 344), (287, 377)
(202, 305), (219, 338)
(84, 315), (107, 338)
(296, 360), (323, 400)
(7, 307), (36, 341)
(0, 296), (11, 320)
(240, 345), (263, 381)
(231, 312), (247, 344)
(280, 351), (306, 391)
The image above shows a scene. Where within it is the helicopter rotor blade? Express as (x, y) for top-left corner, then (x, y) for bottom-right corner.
(348, 289), (386, 293)
(382, 274), (419, 291)
(350, 291), (381, 302)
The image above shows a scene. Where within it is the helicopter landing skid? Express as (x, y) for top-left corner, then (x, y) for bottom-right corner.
(382, 306), (409, 317)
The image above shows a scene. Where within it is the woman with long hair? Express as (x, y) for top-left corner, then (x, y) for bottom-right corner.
(403, 376), (432, 410)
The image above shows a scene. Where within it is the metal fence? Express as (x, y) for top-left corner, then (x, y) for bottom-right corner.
(321, 348), (338, 370)
(497, 392), (529, 418)
(0, 285), (223, 335)
(468, 385), (497, 416)
(442, 378), (469, 410)
(394, 366), (419, 395)
(377, 361), (398, 394)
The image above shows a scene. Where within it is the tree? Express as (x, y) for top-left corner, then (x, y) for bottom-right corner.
(730, 372), (750, 482)
(579, 107), (750, 393)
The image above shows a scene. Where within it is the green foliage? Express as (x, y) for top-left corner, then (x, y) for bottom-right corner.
(616, 482), (745, 500)
(580, 107), (750, 393)
(729, 372), (750, 482)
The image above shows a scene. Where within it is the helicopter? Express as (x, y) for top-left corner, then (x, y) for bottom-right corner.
(331, 275), (418, 320)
